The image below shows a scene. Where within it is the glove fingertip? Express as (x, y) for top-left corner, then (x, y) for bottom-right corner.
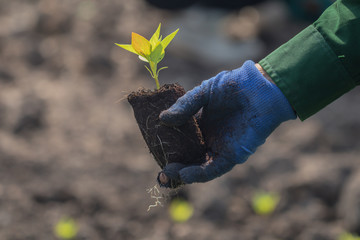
(159, 109), (188, 126)
(157, 163), (187, 188)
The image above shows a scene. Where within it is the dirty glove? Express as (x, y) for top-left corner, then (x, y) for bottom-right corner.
(159, 60), (296, 185)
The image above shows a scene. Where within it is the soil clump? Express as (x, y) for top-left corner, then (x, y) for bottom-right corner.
(127, 83), (206, 187)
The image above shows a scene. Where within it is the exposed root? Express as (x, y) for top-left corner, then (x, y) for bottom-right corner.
(146, 185), (164, 211)
(145, 115), (151, 130)
(157, 135), (169, 165)
(115, 90), (132, 103)
(146, 183), (186, 211)
(173, 126), (200, 145)
(148, 102), (158, 109)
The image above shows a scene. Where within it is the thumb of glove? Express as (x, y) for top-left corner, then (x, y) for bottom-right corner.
(159, 79), (211, 126)
(179, 156), (236, 184)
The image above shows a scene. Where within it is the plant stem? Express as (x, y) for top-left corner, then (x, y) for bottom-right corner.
(154, 74), (160, 90)
(150, 61), (160, 90)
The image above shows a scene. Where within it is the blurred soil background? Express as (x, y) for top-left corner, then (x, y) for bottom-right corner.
(0, 0), (359, 239)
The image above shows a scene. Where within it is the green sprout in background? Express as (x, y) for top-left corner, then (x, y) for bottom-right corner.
(54, 217), (79, 240)
(115, 23), (179, 90)
(338, 232), (360, 240)
(251, 190), (280, 216)
(169, 198), (194, 223)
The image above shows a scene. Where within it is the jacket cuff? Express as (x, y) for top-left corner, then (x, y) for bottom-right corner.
(259, 25), (355, 121)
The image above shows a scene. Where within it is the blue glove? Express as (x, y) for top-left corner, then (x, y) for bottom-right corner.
(159, 60), (296, 185)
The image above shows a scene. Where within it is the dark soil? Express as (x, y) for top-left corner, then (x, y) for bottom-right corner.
(128, 84), (206, 186)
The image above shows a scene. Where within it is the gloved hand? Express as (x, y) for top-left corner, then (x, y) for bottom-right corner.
(159, 60), (296, 186)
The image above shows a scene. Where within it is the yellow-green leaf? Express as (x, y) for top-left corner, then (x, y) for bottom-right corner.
(150, 23), (161, 48)
(114, 43), (138, 55)
(161, 28), (179, 50)
(158, 52), (165, 62)
(131, 32), (151, 58)
(150, 43), (163, 63)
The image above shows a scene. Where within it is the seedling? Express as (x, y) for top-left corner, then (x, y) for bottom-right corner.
(115, 23), (179, 90)
(169, 198), (194, 222)
(119, 24), (206, 189)
(54, 217), (78, 240)
(251, 190), (280, 216)
(338, 232), (360, 240)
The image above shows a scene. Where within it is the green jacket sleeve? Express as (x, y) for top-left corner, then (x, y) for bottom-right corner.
(259, 0), (360, 121)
